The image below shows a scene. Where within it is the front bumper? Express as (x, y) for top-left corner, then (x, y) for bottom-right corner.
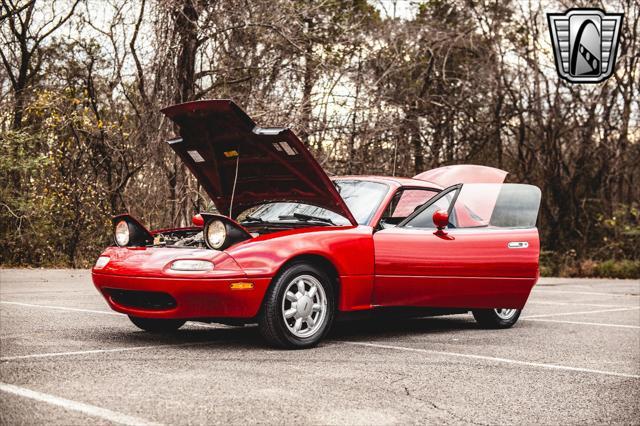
(92, 272), (271, 319)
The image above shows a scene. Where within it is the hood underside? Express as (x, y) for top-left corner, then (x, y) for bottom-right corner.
(161, 100), (357, 225)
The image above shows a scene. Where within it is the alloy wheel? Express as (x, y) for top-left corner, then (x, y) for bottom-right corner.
(281, 274), (327, 338)
(494, 308), (517, 320)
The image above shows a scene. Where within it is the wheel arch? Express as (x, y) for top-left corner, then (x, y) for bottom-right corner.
(258, 253), (341, 311)
(276, 253), (340, 293)
(253, 252), (341, 320)
(228, 228), (375, 314)
(260, 251), (373, 313)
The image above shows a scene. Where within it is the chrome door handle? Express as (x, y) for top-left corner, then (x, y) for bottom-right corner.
(508, 241), (529, 249)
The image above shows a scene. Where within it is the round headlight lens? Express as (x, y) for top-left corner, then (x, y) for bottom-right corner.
(205, 220), (226, 249)
(114, 220), (130, 246)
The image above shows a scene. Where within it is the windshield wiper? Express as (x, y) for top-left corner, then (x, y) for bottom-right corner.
(278, 213), (334, 225)
(241, 215), (264, 223)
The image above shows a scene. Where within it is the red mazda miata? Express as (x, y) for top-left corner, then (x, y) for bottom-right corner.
(92, 100), (542, 348)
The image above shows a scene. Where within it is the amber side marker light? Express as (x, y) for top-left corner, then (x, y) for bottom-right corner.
(230, 282), (254, 290)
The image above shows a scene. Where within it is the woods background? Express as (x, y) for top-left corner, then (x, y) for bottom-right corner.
(0, 0), (638, 277)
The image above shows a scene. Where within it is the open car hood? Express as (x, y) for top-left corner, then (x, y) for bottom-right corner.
(413, 165), (507, 187)
(161, 100), (357, 225)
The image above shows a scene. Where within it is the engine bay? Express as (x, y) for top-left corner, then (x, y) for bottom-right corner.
(151, 229), (205, 248)
(150, 222), (314, 248)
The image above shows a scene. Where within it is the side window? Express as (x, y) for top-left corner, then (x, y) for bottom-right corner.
(392, 189), (439, 217)
(452, 185), (493, 228)
(403, 184), (541, 230)
(402, 187), (458, 228)
(454, 184), (541, 228)
(381, 189), (438, 226)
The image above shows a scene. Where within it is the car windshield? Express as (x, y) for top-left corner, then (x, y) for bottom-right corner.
(237, 180), (389, 225)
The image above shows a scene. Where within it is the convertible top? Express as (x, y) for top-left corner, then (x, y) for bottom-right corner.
(414, 164), (507, 187)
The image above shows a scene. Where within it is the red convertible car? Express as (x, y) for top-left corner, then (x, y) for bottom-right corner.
(92, 100), (542, 348)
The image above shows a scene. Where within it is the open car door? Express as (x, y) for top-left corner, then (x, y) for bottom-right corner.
(373, 183), (541, 310)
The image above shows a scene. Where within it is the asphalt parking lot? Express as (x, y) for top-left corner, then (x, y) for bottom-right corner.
(0, 270), (638, 425)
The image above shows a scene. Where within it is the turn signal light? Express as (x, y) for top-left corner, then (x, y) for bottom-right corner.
(230, 282), (254, 290)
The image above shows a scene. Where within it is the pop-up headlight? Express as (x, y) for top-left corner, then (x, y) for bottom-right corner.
(114, 220), (130, 247)
(204, 220), (227, 249)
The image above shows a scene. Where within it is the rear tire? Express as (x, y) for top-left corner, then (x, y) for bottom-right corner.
(472, 308), (521, 329)
(259, 262), (335, 349)
(128, 316), (185, 332)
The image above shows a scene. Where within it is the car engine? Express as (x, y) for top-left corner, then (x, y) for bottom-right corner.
(152, 229), (204, 248)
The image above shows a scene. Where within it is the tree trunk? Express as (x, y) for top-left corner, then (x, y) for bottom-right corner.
(173, 1), (199, 103)
(407, 109), (424, 175)
(348, 50), (362, 173)
(299, 17), (315, 149)
(169, 0), (200, 225)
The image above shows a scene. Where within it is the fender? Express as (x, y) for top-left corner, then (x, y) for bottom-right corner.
(225, 225), (375, 311)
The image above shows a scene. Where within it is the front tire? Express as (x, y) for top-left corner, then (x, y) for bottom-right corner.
(472, 308), (521, 329)
(259, 262), (335, 349)
(128, 316), (185, 332)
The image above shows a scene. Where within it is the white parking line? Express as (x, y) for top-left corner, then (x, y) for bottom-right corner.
(533, 289), (640, 297)
(522, 306), (640, 319)
(188, 322), (220, 329)
(0, 301), (123, 316)
(0, 382), (162, 425)
(0, 341), (219, 362)
(343, 341), (640, 379)
(0, 301), (222, 329)
(521, 318), (640, 329)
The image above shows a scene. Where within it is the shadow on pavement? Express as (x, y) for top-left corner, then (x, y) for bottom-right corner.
(81, 314), (478, 351)
(329, 315), (477, 342)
